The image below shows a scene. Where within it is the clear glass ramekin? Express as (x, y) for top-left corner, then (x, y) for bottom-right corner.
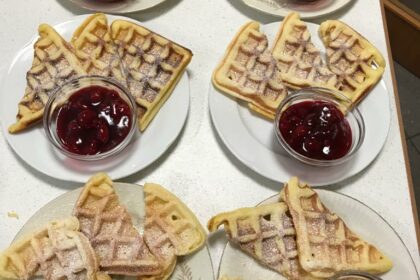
(43, 75), (137, 161)
(274, 87), (365, 167)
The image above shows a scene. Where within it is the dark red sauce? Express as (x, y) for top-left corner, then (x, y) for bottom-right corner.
(279, 100), (352, 161)
(55, 86), (132, 155)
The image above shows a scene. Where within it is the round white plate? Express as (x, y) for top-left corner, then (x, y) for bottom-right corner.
(68, 0), (167, 14)
(209, 22), (390, 186)
(15, 182), (214, 280)
(242, 0), (353, 19)
(218, 190), (419, 280)
(0, 15), (190, 183)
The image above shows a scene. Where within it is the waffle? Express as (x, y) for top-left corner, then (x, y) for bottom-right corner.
(219, 277), (242, 280)
(110, 20), (192, 131)
(8, 24), (85, 133)
(319, 20), (386, 106)
(272, 12), (338, 91)
(73, 173), (162, 276)
(138, 258), (176, 280)
(71, 14), (126, 85)
(143, 183), (206, 256)
(280, 177), (393, 278)
(213, 21), (288, 119)
(0, 217), (100, 280)
(208, 203), (313, 280)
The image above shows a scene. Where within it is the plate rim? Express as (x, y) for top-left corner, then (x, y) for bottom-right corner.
(0, 14), (190, 182)
(68, 0), (168, 14)
(13, 181), (215, 280)
(209, 21), (391, 186)
(217, 189), (420, 279)
(241, 0), (354, 19)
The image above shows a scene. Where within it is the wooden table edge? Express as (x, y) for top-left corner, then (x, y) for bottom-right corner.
(380, 0), (420, 251)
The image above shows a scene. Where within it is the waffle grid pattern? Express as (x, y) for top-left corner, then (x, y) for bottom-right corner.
(0, 218), (97, 280)
(273, 13), (338, 90)
(111, 20), (191, 130)
(73, 174), (162, 276)
(282, 178), (392, 278)
(72, 14), (126, 85)
(208, 203), (304, 280)
(212, 22), (287, 119)
(324, 28), (380, 99)
(9, 24), (85, 133)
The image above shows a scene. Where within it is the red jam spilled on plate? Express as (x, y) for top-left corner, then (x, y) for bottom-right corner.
(55, 85), (132, 155)
(279, 100), (352, 160)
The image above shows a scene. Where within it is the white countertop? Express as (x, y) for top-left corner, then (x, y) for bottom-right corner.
(0, 0), (419, 278)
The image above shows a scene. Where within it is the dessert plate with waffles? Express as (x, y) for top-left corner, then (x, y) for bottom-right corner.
(209, 12), (390, 185)
(0, 173), (213, 280)
(0, 14), (191, 182)
(209, 177), (419, 280)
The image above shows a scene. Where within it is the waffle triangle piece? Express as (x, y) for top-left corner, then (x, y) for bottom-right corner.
(72, 173), (162, 276)
(143, 183), (206, 256)
(213, 21), (288, 119)
(141, 183), (206, 280)
(9, 24), (86, 133)
(272, 12), (338, 91)
(0, 217), (102, 280)
(280, 177), (392, 278)
(71, 14), (126, 86)
(110, 20), (192, 131)
(319, 20), (386, 106)
(208, 203), (315, 280)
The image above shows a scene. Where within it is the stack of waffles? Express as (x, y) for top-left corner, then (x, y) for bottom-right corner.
(208, 177), (393, 280)
(213, 12), (385, 119)
(9, 13), (192, 133)
(0, 173), (206, 280)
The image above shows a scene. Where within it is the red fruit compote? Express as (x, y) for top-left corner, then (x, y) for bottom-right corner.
(55, 85), (133, 156)
(278, 100), (352, 161)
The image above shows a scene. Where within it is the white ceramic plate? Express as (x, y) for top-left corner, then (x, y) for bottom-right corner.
(68, 0), (167, 14)
(0, 15), (190, 183)
(209, 22), (390, 186)
(15, 182), (214, 280)
(218, 190), (419, 280)
(242, 0), (353, 19)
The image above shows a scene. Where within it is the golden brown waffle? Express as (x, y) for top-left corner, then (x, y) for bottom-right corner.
(110, 20), (192, 131)
(319, 20), (386, 106)
(143, 183), (206, 256)
(213, 21), (288, 119)
(71, 14), (126, 86)
(208, 203), (313, 280)
(280, 177), (393, 278)
(73, 173), (163, 276)
(138, 258), (176, 280)
(272, 13), (338, 91)
(9, 24), (86, 133)
(141, 183), (206, 280)
(0, 217), (100, 280)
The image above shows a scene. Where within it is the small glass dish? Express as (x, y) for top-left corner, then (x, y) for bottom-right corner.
(330, 271), (384, 280)
(274, 87), (365, 167)
(43, 75), (137, 161)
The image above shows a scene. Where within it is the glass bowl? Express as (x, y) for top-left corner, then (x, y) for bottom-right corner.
(330, 271), (383, 280)
(43, 75), (137, 161)
(274, 87), (365, 167)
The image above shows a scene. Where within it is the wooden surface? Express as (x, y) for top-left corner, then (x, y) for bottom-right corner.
(381, 0), (420, 250)
(384, 0), (420, 77)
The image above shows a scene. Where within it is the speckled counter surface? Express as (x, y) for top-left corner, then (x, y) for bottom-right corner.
(0, 0), (418, 277)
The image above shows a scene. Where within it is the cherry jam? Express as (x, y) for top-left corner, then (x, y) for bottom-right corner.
(55, 86), (132, 155)
(279, 100), (352, 161)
